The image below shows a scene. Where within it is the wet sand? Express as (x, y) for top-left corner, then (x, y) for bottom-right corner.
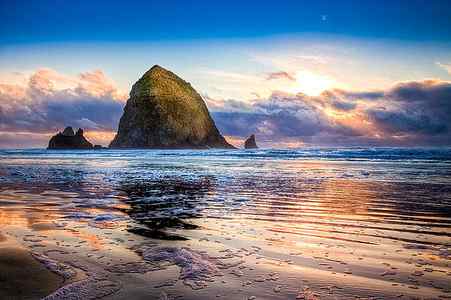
(1, 201), (450, 300)
(0, 149), (450, 299)
(0, 239), (63, 300)
(0, 232), (6, 242)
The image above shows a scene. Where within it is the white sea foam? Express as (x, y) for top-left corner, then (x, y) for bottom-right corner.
(31, 252), (77, 280)
(42, 277), (121, 300)
(140, 247), (247, 289)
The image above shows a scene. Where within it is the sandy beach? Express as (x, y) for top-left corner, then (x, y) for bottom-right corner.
(0, 241), (63, 299)
(0, 149), (450, 299)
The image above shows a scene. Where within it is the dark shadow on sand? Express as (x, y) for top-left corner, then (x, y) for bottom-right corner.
(118, 176), (215, 240)
(0, 247), (63, 300)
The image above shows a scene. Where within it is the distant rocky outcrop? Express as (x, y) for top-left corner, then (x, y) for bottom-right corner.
(244, 134), (258, 149)
(48, 127), (94, 149)
(109, 65), (235, 149)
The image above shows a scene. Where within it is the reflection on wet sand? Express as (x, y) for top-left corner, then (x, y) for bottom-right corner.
(119, 176), (215, 240)
(0, 150), (450, 299)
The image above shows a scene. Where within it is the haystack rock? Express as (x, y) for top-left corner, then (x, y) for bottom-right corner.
(244, 134), (258, 149)
(109, 65), (234, 149)
(48, 127), (94, 149)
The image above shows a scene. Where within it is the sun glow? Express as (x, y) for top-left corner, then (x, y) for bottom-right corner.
(294, 71), (334, 96)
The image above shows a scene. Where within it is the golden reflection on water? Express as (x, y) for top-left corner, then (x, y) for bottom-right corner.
(0, 210), (28, 227)
(0, 157), (450, 299)
(68, 229), (105, 251)
(0, 190), (66, 229)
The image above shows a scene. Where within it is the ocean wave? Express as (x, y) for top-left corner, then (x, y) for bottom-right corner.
(1, 147), (450, 161)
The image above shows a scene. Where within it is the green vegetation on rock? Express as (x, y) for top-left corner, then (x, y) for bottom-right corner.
(110, 65), (234, 149)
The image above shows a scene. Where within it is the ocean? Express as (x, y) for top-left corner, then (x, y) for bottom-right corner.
(0, 147), (450, 299)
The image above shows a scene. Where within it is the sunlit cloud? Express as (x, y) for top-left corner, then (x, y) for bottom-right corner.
(84, 130), (117, 146)
(210, 79), (451, 146)
(1, 66), (451, 148)
(436, 62), (451, 75)
(0, 68), (126, 140)
(266, 71), (296, 81)
(266, 70), (337, 96)
(292, 71), (335, 96)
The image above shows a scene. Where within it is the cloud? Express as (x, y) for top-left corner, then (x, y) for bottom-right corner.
(204, 95), (254, 112)
(328, 89), (384, 100)
(387, 80), (451, 105)
(365, 80), (451, 141)
(436, 62), (451, 75)
(0, 131), (51, 149)
(330, 100), (356, 111)
(366, 108), (447, 135)
(210, 80), (451, 146)
(1, 68), (451, 148)
(212, 91), (364, 145)
(266, 71), (296, 81)
(75, 118), (101, 130)
(0, 69), (126, 139)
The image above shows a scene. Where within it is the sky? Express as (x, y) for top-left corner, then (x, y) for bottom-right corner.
(1, 0), (451, 148)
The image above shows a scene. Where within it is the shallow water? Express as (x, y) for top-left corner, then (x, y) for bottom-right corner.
(0, 148), (450, 299)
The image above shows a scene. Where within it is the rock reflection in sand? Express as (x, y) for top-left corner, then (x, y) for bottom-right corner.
(119, 177), (213, 240)
(0, 148), (450, 299)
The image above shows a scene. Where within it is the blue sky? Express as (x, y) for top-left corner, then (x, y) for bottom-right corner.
(1, 1), (451, 148)
(1, 0), (451, 44)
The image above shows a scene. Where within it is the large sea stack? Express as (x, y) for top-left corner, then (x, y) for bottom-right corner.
(48, 127), (93, 149)
(244, 134), (258, 149)
(110, 65), (234, 149)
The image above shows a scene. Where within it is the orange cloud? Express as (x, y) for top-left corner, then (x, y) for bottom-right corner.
(84, 130), (117, 147)
(77, 70), (127, 100)
(1, 67), (451, 148)
(0, 68), (126, 137)
(266, 71), (296, 81)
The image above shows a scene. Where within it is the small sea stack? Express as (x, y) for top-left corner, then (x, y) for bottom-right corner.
(244, 134), (258, 149)
(47, 127), (94, 149)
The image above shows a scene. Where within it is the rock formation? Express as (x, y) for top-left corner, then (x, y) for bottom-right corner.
(48, 127), (94, 149)
(244, 134), (258, 149)
(109, 65), (234, 149)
